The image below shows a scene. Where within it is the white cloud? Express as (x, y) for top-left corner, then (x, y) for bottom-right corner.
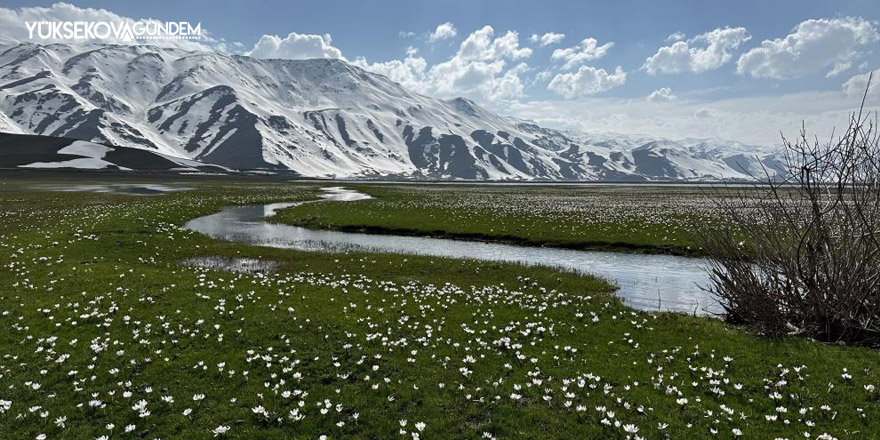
(547, 66), (626, 99)
(457, 25), (532, 61)
(246, 32), (343, 60)
(509, 90), (871, 146)
(647, 87), (677, 102)
(356, 25), (531, 102)
(666, 31), (686, 43)
(426, 26), (531, 101)
(551, 38), (614, 70)
(529, 32), (565, 47)
(352, 49), (429, 93)
(737, 17), (879, 79)
(425, 25), (531, 101)
(428, 22), (457, 42)
(0, 2), (219, 51)
(533, 70), (553, 84)
(693, 107), (720, 119)
(842, 68), (880, 99)
(644, 27), (750, 74)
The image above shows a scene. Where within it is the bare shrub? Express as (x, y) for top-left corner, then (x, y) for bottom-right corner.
(701, 77), (880, 345)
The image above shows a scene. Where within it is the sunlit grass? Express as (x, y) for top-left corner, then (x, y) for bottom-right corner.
(272, 184), (740, 256)
(0, 178), (877, 439)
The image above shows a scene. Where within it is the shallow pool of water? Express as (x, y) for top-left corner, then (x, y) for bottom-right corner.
(47, 183), (192, 195)
(184, 187), (720, 315)
(181, 256), (279, 274)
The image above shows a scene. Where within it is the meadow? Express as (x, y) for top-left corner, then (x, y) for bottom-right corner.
(272, 184), (742, 256)
(0, 177), (878, 439)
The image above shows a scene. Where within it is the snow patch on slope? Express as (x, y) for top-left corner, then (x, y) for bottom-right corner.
(21, 140), (125, 170)
(0, 112), (23, 134)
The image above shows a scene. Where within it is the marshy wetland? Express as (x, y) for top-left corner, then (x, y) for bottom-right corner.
(1, 177), (878, 439)
(186, 186), (716, 314)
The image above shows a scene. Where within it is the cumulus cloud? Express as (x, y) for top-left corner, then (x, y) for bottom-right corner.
(547, 66), (626, 99)
(533, 70), (553, 84)
(693, 107), (720, 119)
(551, 38), (614, 70)
(456, 25), (532, 61)
(666, 31), (686, 43)
(246, 32), (343, 60)
(737, 17), (879, 79)
(842, 68), (879, 98)
(529, 32), (565, 47)
(647, 87), (677, 102)
(428, 22), (457, 42)
(643, 27), (750, 74)
(356, 25), (532, 102)
(427, 26), (531, 101)
(352, 47), (428, 93)
(0, 2), (221, 51)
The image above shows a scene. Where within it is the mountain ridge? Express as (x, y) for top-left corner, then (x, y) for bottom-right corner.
(0, 41), (784, 180)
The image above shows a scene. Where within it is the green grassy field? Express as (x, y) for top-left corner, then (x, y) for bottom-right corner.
(272, 184), (733, 256)
(0, 177), (878, 439)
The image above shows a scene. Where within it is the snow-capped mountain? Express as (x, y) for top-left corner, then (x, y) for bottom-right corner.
(0, 41), (783, 180)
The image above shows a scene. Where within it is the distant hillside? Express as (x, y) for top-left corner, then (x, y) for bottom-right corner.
(0, 132), (231, 173)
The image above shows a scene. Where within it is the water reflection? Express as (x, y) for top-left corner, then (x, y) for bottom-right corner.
(47, 183), (192, 195)
(184, 187), (719, 315)
(182, 256), (278, 274)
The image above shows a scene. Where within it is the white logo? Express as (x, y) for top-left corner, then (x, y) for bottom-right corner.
(25, 21), (202, 41)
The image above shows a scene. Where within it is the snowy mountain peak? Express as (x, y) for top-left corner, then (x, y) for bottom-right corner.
(0, 41), (783, 180)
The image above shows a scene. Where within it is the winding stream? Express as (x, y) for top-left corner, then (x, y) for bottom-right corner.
(184, 187), (719, 315)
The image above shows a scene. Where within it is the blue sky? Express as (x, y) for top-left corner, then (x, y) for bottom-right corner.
(1, 0), (879, 144)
